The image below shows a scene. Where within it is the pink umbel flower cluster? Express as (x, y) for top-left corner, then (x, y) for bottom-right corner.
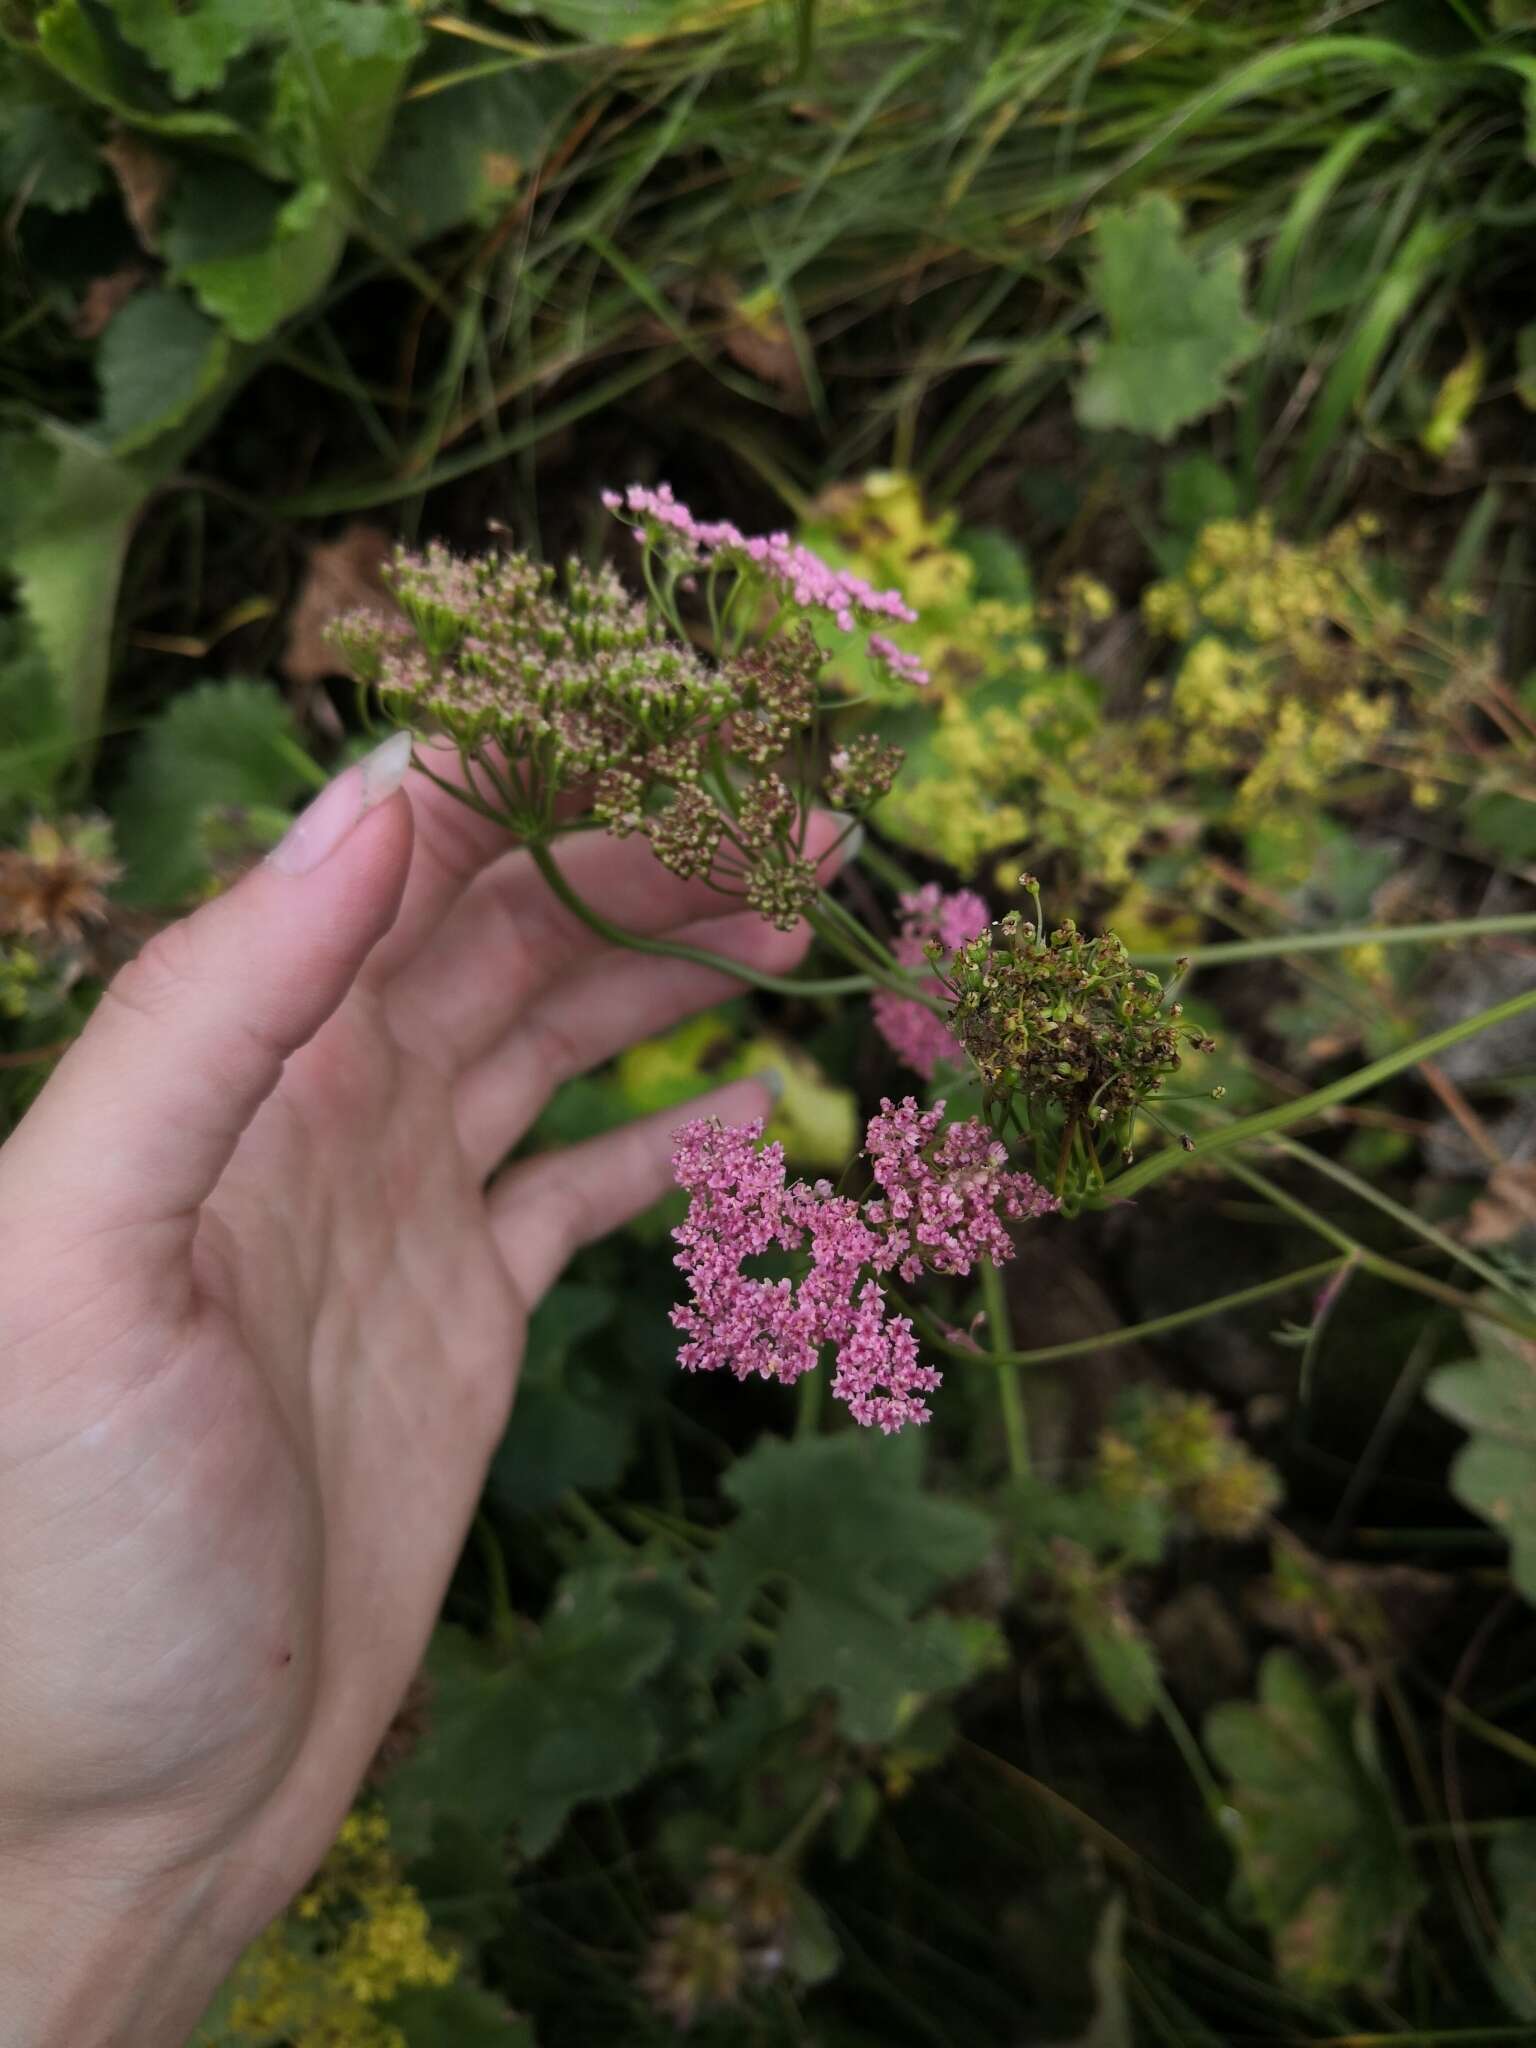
(670, 1099), (1056, 1433)
(604, 481), (930, 687)
(871, 884), (991, 1081)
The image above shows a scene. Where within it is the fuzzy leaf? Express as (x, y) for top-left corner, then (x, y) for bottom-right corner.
(1426, 1331), (1536, 1601)
(107, 0), (272, 99)
(381, 1562), (686, 1860)
(1205, 1650), (1421, 1993)
(708, 1432), (997, 1743)
(112, 679), (313, 905)
(1075, 195), (1260, 441)
(96, 285), (231, 451)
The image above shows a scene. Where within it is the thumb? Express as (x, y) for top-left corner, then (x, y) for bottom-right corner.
(9, 733), (414, 1249)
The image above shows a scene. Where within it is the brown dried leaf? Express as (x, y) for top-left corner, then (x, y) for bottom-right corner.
(72, 261), (149, 339)
(1465, 1162), (1536, 1247)
(100, 128), (175, 249)
(282, 523), (399, 685)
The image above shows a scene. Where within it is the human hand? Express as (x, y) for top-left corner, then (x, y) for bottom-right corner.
(0, 735), (834, 2046)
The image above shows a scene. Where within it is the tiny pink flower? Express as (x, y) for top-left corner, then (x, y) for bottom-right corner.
(871, 884), (991, 1081)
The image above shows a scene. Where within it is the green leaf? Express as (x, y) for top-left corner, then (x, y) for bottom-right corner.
(371, 63), (567, 246)
(1205, 1650), (1421, 1993)
(165, 172), (336, 342)
(112, 679), (314, 905)
(381, 1560), (685, 1860)
(97, 286), (231, 452)
(0, 608), (72, 822)
(490, 1280), (636, 1510)
(1426, 1331), (1536, 1601)
(383, 1981), (536, 2045)
(107, 0), (273, 99)
(0, 96), (106, 211)
(34, 0), (251, 141)
(5, 426), (151, 744)
(508, 0), (706, 42)
(1070, 1597), (1161, 1731)
(1491, 1824), (1536, 2020)
(708, 1433), (997, 1743)
(1467, 790), (1536, 866)
(1075, 194), (1260, 442)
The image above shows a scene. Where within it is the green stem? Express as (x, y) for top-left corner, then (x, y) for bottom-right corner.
(525, 841), (875, 999)
(1266, 1130), (1524, 1304)
(912, 1257), (1346, 1369)
(1220, 1157), (1536, 1345)
(1129, 910), (1536, 969)
(796, 1365), (824, 1439)
(855, 835), (921, 898)
(472, 1513), (519, 1649)
(1107, 987), (1536, 1200)
(981, 1258), (1027, 1477)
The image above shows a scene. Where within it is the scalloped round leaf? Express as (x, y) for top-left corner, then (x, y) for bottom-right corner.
(96, 284), (230, 452)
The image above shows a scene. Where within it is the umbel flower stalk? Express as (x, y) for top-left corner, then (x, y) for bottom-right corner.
(329, 489), (1206, 1436)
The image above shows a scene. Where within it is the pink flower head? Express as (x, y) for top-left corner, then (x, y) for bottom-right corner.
(669, 1099), (1055, 1432)
(871, 884), (991, 1081)
(605, 483), (925, 687)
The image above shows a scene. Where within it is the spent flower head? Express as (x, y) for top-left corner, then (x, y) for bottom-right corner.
(0, 816), (119, 947)
(939, 880), (1213, 1196)
(329, 496), (914, 934)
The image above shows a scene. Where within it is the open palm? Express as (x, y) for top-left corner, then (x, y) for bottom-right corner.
(0, 740), (822, 2040)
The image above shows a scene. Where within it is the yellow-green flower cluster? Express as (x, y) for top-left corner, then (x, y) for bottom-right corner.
(1145, 514), (1399, 811)
(1098, 1391), (1281, 1541)
(801, 471), (1039, 701)
(220, 1811), (457, 2048)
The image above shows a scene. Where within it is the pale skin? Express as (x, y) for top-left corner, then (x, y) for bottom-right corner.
(0, 736), (840, 2045)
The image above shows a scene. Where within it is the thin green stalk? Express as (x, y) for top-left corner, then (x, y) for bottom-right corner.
(981, 1258), (1027, 1477)
(1219, 1157), (1536, 1346)
(1107, 987), (1536, 1200)
(796, 1366), (824, 1438)
(912, 1256), (1345, 1369)
(472, 1513), (518, 1649)
(1266, 1130), (1524, 1305)
(525, 841), (874, 998)
(1128, 910), (1536, 968)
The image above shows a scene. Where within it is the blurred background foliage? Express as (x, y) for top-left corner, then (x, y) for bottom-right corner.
(7, 0), (1536, 2041)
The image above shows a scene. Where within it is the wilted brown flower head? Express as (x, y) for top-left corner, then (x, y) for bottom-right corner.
(0, 817), (120, 946)
(329, 539), (887, 932)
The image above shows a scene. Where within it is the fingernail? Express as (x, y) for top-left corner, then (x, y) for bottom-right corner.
(752, 1063), (786, 1105)
(268, 733), (412, 877)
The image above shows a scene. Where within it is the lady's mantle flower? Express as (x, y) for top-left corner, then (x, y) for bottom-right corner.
(670, 1099), (1055, 1432)
(871, 884), (991, 1081)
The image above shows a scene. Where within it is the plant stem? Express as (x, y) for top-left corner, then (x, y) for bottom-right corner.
(472, 1512), (519, 1649)
(912, 1256), (1346, 1369)
(1220, 1157), (1536, 1345)
(1129, 910), (1536, 969)
(525, 841), (875, 998)
(1106, 986), (1536, 1200)
(796, 1365), (824, 1438)
(981, 1258), (1028, 1477)
(1266, 1130), (1524, 1304)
